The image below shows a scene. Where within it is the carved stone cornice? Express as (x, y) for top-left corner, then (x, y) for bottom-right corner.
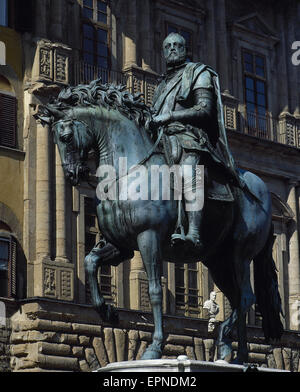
(229, 12), (280, 46)
(31, 39), (72, 90)
(25, 81), (62, 96)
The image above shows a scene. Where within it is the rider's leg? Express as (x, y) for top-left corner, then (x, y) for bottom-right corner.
(183, 152), (204, 248)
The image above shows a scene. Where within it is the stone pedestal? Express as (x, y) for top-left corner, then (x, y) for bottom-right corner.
(96, 357), (289, 372)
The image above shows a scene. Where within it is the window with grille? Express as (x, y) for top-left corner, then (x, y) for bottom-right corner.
(0, 235), (17, 298)
(242, 50), (269, 138)
(80, 0), (110, 83)
(166, 23), (193, 62)
(0, 92), (17, 149)
(175, 263), (202, 317)
(84, 197), (114, 304)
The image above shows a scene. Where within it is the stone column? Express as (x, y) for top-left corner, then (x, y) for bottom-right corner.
(35, 120), (51, 261)
(286, 3), (298, 116)
(50, 0), (64, 42)
(287, 181), (300, 330)
(123, 0), (137, 69)
(216, 0), (229, 92)
(205, 0), (217, 69)
(34, 120), (52, 297)
(35, 0), (47, 38)
(55, 145), (68, 262)
(277, 13), (290, 113)
(129, 251), (148, 310)
(140, 0), (152, 71)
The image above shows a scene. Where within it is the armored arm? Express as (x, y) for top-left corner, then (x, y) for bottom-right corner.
(152, 69), (215, 127)
(169, 88), (215, 124)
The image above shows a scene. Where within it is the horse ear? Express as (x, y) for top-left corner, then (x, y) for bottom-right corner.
(46, 105), (65, 121)
(32, 104), (52, 125)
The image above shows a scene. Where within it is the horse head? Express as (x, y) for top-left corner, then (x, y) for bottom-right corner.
(35, 104), (93, 186)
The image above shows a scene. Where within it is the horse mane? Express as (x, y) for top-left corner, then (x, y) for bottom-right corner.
(48, 79), (153, 127)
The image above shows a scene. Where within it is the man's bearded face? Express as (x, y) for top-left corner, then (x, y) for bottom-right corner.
(163, 34), (186, 66)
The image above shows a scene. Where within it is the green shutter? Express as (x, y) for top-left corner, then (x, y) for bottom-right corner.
(0, 93), (17, 148)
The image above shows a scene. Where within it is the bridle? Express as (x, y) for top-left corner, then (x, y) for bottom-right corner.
(52, 117), (164, 191)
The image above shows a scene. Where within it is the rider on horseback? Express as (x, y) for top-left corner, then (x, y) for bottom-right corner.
(150, 32), (245, 250)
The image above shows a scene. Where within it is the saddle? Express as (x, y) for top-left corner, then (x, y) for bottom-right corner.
(161, 131), (234, 203)
(205, 167), (234, 202)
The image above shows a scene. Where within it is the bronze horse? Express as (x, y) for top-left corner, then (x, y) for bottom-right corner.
(35, 80), (283, 364)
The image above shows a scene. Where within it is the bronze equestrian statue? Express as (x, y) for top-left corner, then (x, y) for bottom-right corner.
(34, 33), (283, 364)
(150, 32), (249, 250)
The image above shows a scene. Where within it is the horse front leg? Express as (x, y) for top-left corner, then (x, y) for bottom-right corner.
(137, 230), (164, 360)
(84, 243), (133, 323)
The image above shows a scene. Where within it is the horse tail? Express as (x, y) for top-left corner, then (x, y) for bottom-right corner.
(253, 224), (284, 342)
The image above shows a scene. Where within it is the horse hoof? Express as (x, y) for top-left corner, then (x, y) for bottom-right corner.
(231, 355), (247, 365)
(185, 235), (203, 250)
(141, 345), (162, 360)
(171, 233), (186, 247)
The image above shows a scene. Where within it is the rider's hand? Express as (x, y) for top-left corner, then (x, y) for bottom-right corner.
(152, 113), (171, 126)
(146, 112), (172, 133)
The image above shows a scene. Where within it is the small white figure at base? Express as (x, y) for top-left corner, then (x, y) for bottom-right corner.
(203, 291), (219, 332)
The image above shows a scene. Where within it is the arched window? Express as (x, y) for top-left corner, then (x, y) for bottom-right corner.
(0, 75), (17, 148)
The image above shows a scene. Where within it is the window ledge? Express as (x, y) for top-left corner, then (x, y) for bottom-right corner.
(0, 145), (25, 159)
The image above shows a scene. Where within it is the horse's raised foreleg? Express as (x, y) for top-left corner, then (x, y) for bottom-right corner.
(84, 243), (133, 323)
(137, 230), (164, 360)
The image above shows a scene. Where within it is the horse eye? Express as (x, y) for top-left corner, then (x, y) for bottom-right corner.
(60, 132), (73, 143)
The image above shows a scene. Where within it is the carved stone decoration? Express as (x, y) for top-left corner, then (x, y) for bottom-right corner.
(140, 281), (151, 311)
(222, 91), (239, 131)
(32, 39), (71, 86)
(279, 112), (296, 147)
(39, 48), (52, 79)
(124, 65), (159, 105)
(55, 50), (68, 83)
(145, 78), (158, 105)
(60, 269), (73, 300)
(44, 267), (56, 297)
(295, 117), (300, 148)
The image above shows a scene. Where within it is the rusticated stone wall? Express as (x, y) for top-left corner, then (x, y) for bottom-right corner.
(6, 300), (300, 372)
(0, 300), (18, 372)
(0, 324), (10, 372)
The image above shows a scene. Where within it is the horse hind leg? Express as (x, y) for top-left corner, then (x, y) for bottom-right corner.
(137, 229), (164, 360)
(84, 242), (133, 322)
(206, 253), (242, 362)
(232, 259), (256, 364)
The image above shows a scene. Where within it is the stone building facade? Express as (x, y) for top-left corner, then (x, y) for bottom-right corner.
(0, 0), (299, 371)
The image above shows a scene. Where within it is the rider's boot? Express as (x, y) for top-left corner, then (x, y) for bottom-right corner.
(185, 210), (203, 249)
